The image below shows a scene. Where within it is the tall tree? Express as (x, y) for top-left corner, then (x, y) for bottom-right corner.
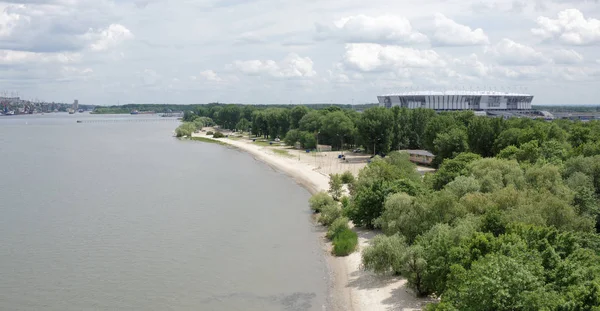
(290, 105), (309, 129)
(321, 111), (354, 150)
(467, 117), (504, 157)
(357, 107), (394, 154)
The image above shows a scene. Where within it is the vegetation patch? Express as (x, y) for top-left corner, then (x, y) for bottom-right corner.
(272, 149), (292, 157)
(332, 228), (358, 256)
(188, 137), (227, 146)
(308, 192), (335, 213)
(327, 217), (350, 240)
(212, 131), (225, 138)
(318, 203), (342, 226)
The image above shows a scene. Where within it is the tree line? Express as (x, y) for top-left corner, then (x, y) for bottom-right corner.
(184, 103), (600, 167)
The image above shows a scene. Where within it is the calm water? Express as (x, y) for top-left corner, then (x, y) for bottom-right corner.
(0, 114), (328, 311)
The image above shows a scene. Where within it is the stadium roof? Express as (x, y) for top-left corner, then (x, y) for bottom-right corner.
(380, 91), (532, 97)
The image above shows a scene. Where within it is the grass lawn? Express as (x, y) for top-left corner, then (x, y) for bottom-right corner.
(272, 149), (293, 157)
(188, 137), (227, 145)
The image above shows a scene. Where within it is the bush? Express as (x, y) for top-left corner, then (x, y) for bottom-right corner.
(340, 171), (355, 184)
(213, 131), (225, 138)
(319, 203), (342, 226)
(362, 234), (408, 275)
(284, 129), (302, 147)
(299, 131), (317, 149)
(332, 228), (358, 256)
(175, 122), (196, 137)
(309, 192), (335, 213)
(327, 217), (350, 240)
(340, 196), (350, 209)
(329, 174), (343, 200)
(206, 131), (214, 135)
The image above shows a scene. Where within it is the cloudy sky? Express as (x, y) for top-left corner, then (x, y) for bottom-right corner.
(1, 0), (599, 105)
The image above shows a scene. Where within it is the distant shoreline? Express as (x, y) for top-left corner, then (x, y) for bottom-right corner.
(184, 129), (428, 311)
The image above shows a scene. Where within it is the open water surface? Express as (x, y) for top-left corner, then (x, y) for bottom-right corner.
(0, 113), (328, 311)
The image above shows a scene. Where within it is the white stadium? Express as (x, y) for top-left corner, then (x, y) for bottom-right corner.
(377, 91), (534, 111)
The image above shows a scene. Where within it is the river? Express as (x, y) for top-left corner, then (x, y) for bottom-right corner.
(0, 114), (328, 311)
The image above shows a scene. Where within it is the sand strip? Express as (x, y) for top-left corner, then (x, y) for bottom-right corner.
(190, 131), (429, 311)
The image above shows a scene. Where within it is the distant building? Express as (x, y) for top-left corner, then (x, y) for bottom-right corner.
(401, 150), (435, 165)
(73, 99), (79, 110)
(378, 91), (534, 111)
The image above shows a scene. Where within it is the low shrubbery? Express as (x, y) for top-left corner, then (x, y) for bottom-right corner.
(327, 217), (350, 240)
(213, 131), (225, 138)
(175, 122), (196, 137)
(340, 171), (355, 184)
(309, 192), (335, 213)
(340, 196), (350, 208)
(332, 228), (358, 256)
(318, 203), (342, 226)
(206, 131), (214, 135)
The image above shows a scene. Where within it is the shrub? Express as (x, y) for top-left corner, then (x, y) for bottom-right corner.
(332, 228), (358, 256)
(309, 192), (335, 213)
(175, 122), (195, 137)
(362, 234), (408, 275)
(284, 129), (302, 147)
(319, 203), (342, 226)
(327, 217), (350, 240)
(328, 174), (343, 200)
(340, 171), (355, 184)
(213, 131), (225, 138)
(340, 196), (350, 209)
(206, 131), (214, 135)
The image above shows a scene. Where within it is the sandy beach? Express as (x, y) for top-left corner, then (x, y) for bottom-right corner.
(191, 130), (431, 311)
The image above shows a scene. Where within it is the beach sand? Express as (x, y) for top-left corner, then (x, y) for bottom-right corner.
(191, 130), (431, 311)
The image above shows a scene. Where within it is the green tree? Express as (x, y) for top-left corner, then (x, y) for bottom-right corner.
(299, 111), (323, 133)
(235, 118), (251, 132)
(329, 173), (344, 200)
(356, 107), (394, 155)
(284, 129), (302, 147)
(290, 105), (309, 129)
(362, 234), (408, 275)
(321, 111), (354, 150)
(408, 108), (436, 149)
(430, 152), (481, 190)
(468, 117), (503, 157)
(433, 127), (469, 167)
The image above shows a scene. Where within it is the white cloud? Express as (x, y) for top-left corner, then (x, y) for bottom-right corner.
(485, 39), (549, 66)
(432, 13), (489, 46)
(86, 24), (134, 51)
(0, 7), (28, 37)
(315, 15), (428, 44)
(532, 9), (600, 45)
(231, 53), (316, 78)
(343, 43), (445, 72)
(199, 70), (223, 82)
(61, 66), (93, 75)
(551, 49), (584, 64)
(0, 49), (81, 65)
(452, 54), (490, 77)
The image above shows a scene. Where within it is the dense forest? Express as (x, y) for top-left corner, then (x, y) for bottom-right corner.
(92, 102), (377, 114)
(181, 103), (600, 309)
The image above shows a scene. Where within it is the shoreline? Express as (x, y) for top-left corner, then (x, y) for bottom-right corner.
(189, 131), (428, 311)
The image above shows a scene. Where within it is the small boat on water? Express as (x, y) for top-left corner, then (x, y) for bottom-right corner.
(130, 110), (139, 115)
(68, 109), (75, 114)
(78, 109), (84, 113)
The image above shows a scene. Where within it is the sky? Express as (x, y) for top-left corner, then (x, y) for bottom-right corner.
(0, 0), (599, 106)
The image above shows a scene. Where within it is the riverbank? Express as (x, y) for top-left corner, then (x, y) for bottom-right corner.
(190, 130), (430, 311)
